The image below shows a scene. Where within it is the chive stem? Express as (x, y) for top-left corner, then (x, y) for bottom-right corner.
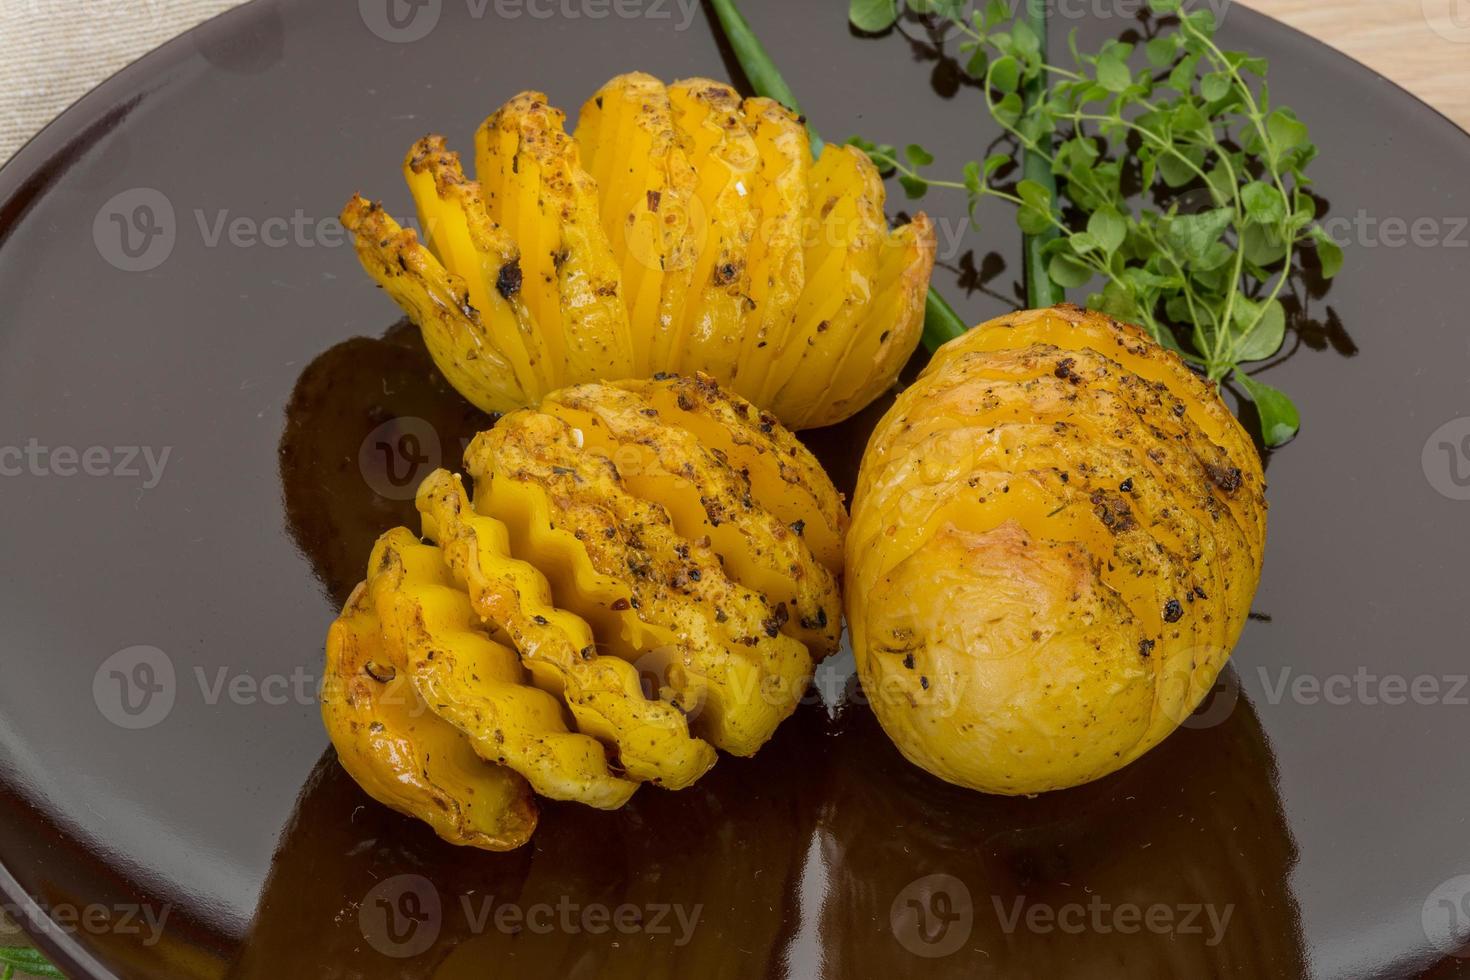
(1021, 0), (1062, 309)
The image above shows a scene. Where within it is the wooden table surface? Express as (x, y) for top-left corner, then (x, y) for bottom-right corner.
(0, 2), (1465, 978)
(1241, 0), (1470, 131)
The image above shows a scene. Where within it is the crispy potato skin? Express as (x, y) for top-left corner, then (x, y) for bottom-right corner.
(343, 73), (935, 429)
(325, 376), (846, 846)
(847, 305), (1267, 795)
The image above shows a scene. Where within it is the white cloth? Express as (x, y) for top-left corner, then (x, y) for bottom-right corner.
(0, 0), (246, 163)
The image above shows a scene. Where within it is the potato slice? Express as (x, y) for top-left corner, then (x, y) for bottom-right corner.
(341, 195), (529, 413)
(321, 582), (537, 851)
(365, 525), (638, 809)
(763, 145), (886, 424)
(539, 382), (840, 655)
(662, 80), (760, 384)
(820, 215), (936, 427)
(731, 97), (810, 399)
(416, 470), (716, 789)
(475, 92), (635, 388)
(574, 72), (700, 377)
(617, 374), (848, 573)
(473, 408), (814, 757)
(403, 136), (553, 399)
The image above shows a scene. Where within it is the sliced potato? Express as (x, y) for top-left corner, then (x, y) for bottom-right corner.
(321, 582), (538, 850)
(366, 525), (638, 809)
(340, 195), (529, 414)
(416, 469), (717, 790)
(475, 91), (635, 388)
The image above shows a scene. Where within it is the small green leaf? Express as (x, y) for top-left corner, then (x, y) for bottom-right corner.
(1242, 181), (1287, 224)
(1311, 225), (1344, 279)
(1049, 252), (1094, 289)
(1235, 372), (1300, 447)
(1146, 36), (1178, 67)
(965, 48), (990, 79)
(849, 0), (898, 32)
(1011, 19), (1041, 60)
(1172, 102), (1209, 133)
(1158, 151), (1200, 188)
(991, 55), (1021, 94)
(898, 175), (929, 200)
(1165, 206), (1233, 262)
(1068, 231), (1101, 254)
(1242, 223), (1288, 266)
(1232, 296), (1287, 362)
(1266, 108), (1309, 151)
(1017, 178), (1051, 211)
(992, 92), (1024, 126)
(0, 948), (65, 979)
(1087, 206), (1128, 255)
(1201, 71), (1231, 102)
(984, 0), (1010, 25)
(1148, 0), (1181, 11)
(1168, 53), (1199, 92)
(905, 143), (936, 168)
(1097, 56), (1132, 93)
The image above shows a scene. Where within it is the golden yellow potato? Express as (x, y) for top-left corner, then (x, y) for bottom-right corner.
(343, 72), (935, 428)
(847, 305), (1267, 795)
(320, 578), (538, 851)
(323, 374), (846, 847)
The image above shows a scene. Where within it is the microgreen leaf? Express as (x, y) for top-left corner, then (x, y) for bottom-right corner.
(849, 0), (898, 32)
(1087, 207), (1128, 255)
(1165, 207), (1233, 261)
(1236, 372), (1300, 446)
(0, 948), (65, 979)
(1048, 252), (1094, 288)
(1242, 181), (1287, 224)
(1310, 226), (1344, 279)
(905, 143), (936, 168)
(1200, 71), (1231, 102)
(991, 55), (1022, 93)
(1231, 296), (1287, 362)
(899, 175), (929, 199)
(1096, 55), (1132, 93)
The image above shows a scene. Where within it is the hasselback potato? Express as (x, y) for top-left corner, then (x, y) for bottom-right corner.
(322, 375), (846, 848)
(847, 305), (1267, 795)
(341, 72), (935, 429)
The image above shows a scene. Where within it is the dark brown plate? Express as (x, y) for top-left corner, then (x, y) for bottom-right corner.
(2, 1), (1469, 977)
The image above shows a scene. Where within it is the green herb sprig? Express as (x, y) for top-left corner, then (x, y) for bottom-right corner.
(848, 0), (1337, 445)
(0, 945), (64, 979)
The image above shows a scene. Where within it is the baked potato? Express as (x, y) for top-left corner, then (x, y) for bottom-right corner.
(342, 72), (935, 429)
(847, 305), (1267, 794)
(322, 374), (847, 848)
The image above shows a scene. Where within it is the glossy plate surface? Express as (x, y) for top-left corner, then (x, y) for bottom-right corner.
(1, 2), (1469, 977)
